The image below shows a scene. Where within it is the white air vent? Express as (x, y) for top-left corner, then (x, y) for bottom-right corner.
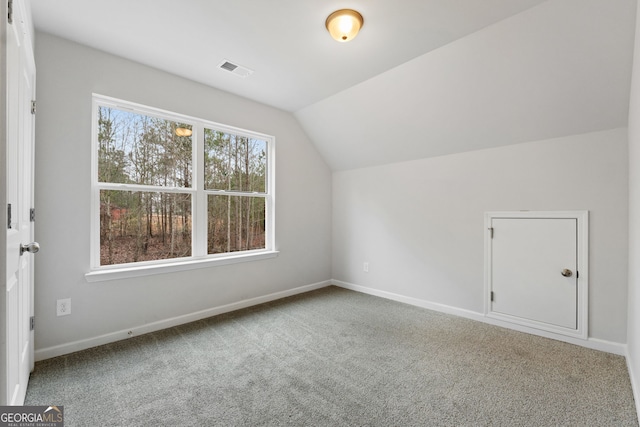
(218, 60), (254, 78)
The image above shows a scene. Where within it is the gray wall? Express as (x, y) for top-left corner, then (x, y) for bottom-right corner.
(627, 0), (640, 412)
(333, 128), (629, 344)
(33, 33), (332, 353)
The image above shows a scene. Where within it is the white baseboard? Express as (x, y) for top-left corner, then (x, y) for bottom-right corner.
(332, 279), (485, 322)
(36, 279), (626, 361)
(35, 280), (332, 361)
(332, 280), (627, 356)
(627, 349), (640, 420)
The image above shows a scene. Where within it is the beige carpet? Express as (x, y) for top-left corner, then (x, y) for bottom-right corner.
(25, 286), (638, 426)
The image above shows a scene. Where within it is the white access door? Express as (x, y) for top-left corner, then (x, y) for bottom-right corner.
(5, 1), (37, 406)
(487, 212), (588, 339)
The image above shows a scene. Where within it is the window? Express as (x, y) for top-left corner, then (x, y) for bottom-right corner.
(89, 95), (275, 277)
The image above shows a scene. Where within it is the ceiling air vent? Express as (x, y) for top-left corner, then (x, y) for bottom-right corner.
(220, 61), (237, 72)
(218, 60), (254, 78)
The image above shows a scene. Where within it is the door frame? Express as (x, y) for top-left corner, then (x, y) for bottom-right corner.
(484, 211), (589, 340)
(0, 0), (9, 406)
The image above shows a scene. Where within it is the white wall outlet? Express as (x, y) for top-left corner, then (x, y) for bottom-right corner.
(363, 262), (369, 273)
(56, 298), (71, 316)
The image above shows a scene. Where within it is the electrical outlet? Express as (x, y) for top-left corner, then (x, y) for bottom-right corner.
(56, 298), (71, 316)
(363, 262), (369, 273)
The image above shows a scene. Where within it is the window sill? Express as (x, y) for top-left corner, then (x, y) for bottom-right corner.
(85, 250), (279, 283)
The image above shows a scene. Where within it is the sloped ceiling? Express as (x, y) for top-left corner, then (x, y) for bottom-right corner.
(296, 0), (637, 170)
(30, 0), (545, 112)
(30, 0), (637, 171)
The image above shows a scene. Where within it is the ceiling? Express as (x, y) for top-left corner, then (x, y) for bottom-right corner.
(30, 0), (637, 170)
(30, 0), (546, 112)
(295, 0), (638, 169)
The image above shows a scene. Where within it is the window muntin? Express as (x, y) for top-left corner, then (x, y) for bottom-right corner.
(91, 95), (275, 271)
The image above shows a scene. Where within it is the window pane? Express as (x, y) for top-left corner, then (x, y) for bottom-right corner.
(204, 129), (267, 193)
(100, 190), (192, 265)
(98, 106), (192, 187)
(207, 195), (265, 254)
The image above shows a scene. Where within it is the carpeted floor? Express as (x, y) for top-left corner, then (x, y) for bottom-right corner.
(25, 286), (638, 426)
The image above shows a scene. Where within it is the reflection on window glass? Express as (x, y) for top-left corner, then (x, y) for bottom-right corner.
(98, 106), (192, 188)
(100, 190), (191, 265)
(207, 195), (265, 254)
(204, 129), (267, 193)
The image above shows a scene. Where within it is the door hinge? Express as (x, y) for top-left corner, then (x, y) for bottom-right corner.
(30, 208), (35, 222)
(7, 204), (11, 229)
(30, 316), (35, 331)
(31, 100), (37, 115)
(8, 0), (13, 24)
(488, 227), (494, 239)
(490, 291), (495, 302)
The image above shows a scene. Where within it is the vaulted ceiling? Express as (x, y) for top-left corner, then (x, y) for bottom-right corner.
(30, 0), (637, 170)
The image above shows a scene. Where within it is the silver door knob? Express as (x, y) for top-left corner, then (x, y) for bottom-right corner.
(20, 242), (40, 255)
(561, 268), (573, 277)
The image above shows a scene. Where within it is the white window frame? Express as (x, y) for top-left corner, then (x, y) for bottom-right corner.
(86, 94), (277, 282)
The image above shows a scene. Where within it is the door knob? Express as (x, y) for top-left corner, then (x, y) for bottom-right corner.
(20, 242), (40, 256)
(561, 268), (573, 277)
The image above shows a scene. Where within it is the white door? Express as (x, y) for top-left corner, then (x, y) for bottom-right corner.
(486, 212), (588, 339)
(5, 0), (37, 406)
(491, 218), (577, 328)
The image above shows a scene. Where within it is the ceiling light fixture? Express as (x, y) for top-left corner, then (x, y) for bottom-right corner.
(325, 9), (364, 42)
